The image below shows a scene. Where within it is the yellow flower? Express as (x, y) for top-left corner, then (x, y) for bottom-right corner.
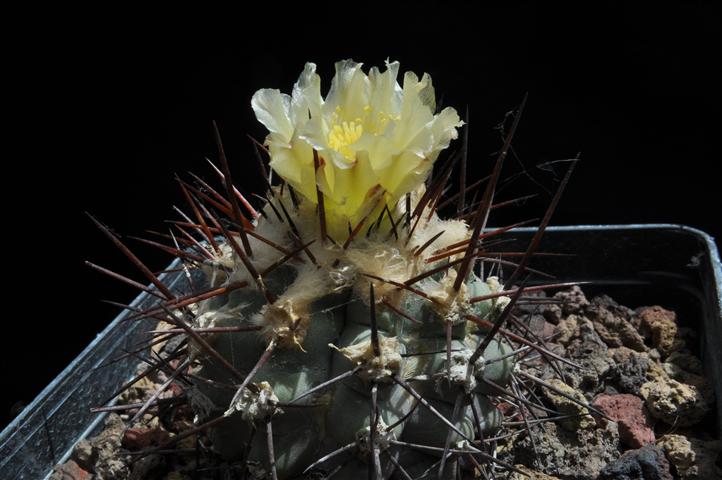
(252, 59), (463, 233)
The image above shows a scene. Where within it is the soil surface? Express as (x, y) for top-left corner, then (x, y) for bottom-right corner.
(51, 287), (721, 479)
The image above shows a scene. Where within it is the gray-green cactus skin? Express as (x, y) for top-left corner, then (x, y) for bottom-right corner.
(186, 204), (517, 480)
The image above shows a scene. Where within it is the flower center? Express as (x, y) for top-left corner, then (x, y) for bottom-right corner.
(328, 120), (363, 161)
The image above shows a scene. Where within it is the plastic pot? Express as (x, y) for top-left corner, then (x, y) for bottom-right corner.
(2, 224), (720, 479)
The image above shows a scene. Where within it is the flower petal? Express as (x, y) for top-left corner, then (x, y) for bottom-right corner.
(324, 59), (369, 121)
(252, 89), (294, 140)
(291, 62), (322, 123)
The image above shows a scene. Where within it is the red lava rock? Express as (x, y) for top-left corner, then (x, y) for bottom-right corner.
(50, 460), (92, 480)
(636, 306), (680, 355)
(594, 393), (655, 448)
(169, 382), (184, 396)
(553, 285), (590, 315)
(122, 427), (171, 450)
(497, 402), (515, 416)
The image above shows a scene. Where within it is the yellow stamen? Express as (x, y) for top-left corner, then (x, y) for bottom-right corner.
(328, 120), (363, 160)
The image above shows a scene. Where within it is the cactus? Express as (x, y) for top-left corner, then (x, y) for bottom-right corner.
(189, 186), (516, 478)
(90, 59), (587, 479)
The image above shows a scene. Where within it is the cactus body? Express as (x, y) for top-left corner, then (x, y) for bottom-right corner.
(184, 186), (514, 478)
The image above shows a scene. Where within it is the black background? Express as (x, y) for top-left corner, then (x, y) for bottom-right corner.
(4, 2), (720, 427)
